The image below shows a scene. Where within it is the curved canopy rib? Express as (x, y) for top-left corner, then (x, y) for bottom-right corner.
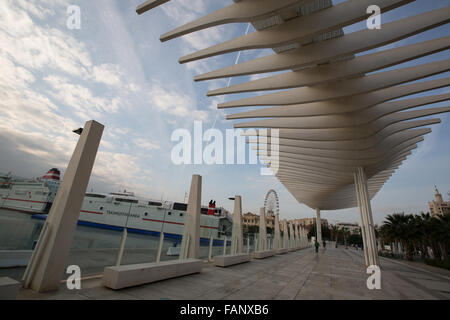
(136, 0), (450, 211)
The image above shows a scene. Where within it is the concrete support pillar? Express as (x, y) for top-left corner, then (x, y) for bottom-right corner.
(180, 174), (202, 260)
(274, 213), (281, 250)
(303, 227), (308, 247)
(24, 120), (104, 292)
(286, 222), (290, 248)
(294, 223), (300, 248)
(354, 167), (380, 267)
(307, 227), (310, 246)
(302, 227), (307, 247)
(355, 182), (370, 266)
(298, 227), (303, 248)
(303, 227), (306, 247)
(315, 208), (322, 248)
(230, 195), (243, 254)
(258, 207), (267, 251)
(289, 222), (295, 249)
(281, 220), (287, 249)
(299, 225), (303, 247)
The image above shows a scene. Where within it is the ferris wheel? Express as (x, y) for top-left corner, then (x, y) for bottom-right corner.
(264, 189), (279, 217)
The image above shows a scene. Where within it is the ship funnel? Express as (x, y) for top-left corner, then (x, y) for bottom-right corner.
(43, 168), (61, 181)
(207, 199), (216, 216)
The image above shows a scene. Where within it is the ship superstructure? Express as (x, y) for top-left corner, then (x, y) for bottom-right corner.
(0, 169), (232, 242)
(0, 169), (60, 213)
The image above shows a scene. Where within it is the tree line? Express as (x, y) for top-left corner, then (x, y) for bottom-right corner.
(378, 212), (449, 262)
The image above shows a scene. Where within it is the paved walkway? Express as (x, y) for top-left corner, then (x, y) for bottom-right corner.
(17, 246), (450, 300)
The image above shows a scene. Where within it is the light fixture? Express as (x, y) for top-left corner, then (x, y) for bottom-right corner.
(72, 128), (83, 135)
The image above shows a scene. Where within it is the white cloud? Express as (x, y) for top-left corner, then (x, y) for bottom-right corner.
(134, 138), (161, 151)
(0, 4), (90, 78)
(15, 0), (57, 20)
(43, 75), (123, 119)
(91, 151), (153, 195)
(182, 27), (225, 51)
(0, 0), (158, 195)
(147, 82), (209, 121)
(90, 64), (125, 87)
(0, 0), (139, 91)
(161, 0), (208, 26)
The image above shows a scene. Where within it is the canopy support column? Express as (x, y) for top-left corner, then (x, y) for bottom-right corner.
(354, 167), (380, 267)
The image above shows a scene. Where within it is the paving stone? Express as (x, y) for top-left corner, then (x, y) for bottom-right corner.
(17, 247), (450, 300)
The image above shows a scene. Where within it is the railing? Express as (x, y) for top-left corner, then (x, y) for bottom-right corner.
(22, 221), (51, 288)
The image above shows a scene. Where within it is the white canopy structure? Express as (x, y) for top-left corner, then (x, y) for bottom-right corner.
(137, 0), (450, 266)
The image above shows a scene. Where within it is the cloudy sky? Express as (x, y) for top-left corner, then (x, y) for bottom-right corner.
(0, 0), (449, 225)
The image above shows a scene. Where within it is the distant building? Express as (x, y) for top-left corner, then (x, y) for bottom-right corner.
(242, 212), (275, 230)
(290, 217), (328, 229)
(428, 186), (450, 216)
(242, 214), (330, 232)
(243, 212), (258, 227)
(336, 222), (360, 235)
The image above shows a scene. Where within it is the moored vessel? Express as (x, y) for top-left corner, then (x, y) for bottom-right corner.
(0, 169), (60, 214)
(0, 169), (232, 243)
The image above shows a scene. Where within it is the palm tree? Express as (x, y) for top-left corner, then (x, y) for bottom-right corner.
(380, 212), (450, 262)
(342, 229), (350, 249)
(432, 214), (450, 261)
(382, 213), (414, 260)
(420, 212), (439, 259)
(330, 225), (339, 248)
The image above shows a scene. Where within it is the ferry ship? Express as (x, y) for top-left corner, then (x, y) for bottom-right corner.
(0, 169), (232, 243)
(0, 169), (60, 214)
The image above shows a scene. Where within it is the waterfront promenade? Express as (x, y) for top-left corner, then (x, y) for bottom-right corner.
(17, 246), (450, 300)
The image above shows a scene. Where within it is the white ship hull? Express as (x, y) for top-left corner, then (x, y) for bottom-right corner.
(1, 188), (231, 244)
(0, 184), (53, 214)
(1, 169), (232, 243)
(75, 195), (229, 243)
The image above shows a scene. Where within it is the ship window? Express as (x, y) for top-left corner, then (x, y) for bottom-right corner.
(115, 198), (138, 204)
(144, 212), (148, 216)
(148, 201), (162, 207)
(180, 213), (183, 217)
(201, 208), (208, 215)
(86, 193), (106, 199)
(173, 202), (187, 211)
(100, 207), (104, 210)
(168, 212), (172, 216)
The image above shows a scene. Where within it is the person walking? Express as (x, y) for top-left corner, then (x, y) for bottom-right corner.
(315, 240), (319, 253)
